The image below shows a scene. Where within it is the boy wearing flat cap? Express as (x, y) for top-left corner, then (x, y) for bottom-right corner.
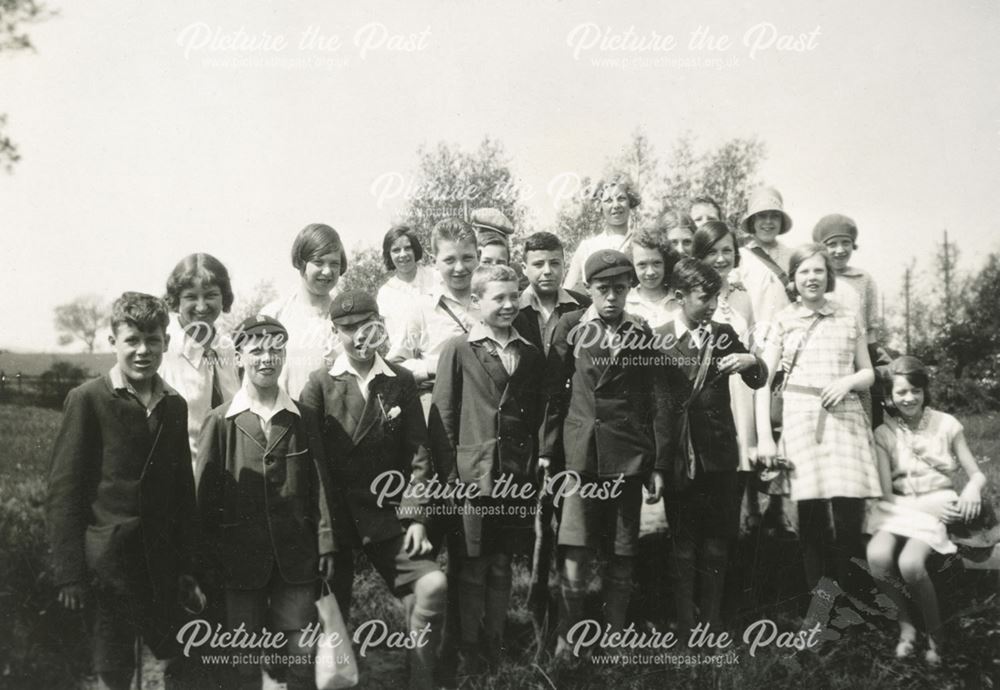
(300, 291), (447, 690)
(195, 314), (334, 690)
(540, 250), (670, 657)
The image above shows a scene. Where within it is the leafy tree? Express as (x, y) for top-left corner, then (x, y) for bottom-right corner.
(699, 136), (767, 233)
(605, 127), (666, 228)
(339, 245), (389, 297)
(53, 294), (107, 352)
(0, 0), (55, 171)
(219, 279), (278, 332)
(402, 137), (529, 250)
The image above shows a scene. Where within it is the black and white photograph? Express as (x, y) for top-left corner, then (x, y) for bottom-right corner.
(2, 1), (999, 688)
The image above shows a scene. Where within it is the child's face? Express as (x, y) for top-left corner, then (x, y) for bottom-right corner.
(302, 250), (343, 297)
(666, 227), (694, 256)
(177, 279), (224, 329)
(472, 280), (520, 329)
(109, 323), (169, 383)
(522, 249), (564, 296)
(389, 235), (417, 273)
(238, 339), (286, 389)
(891, 375), (925, 419)
(702, 233), (736, 280)
(333, 317), (387, 363)
(824, 237), (854, 272)
(588, 274), (631, 322)
(690, 203), (720, 228)
(752, 211), (783, 245)
(675, 286), (718, 326)
(434, 239), (478, 293)
(794, 254), (829, 302)
(600, 184), (630, 228)
(632, 245), (665, 290)
(478, 244), (509, 267)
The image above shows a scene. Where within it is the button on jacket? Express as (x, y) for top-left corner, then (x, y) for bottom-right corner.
(195, 394), (334, 590)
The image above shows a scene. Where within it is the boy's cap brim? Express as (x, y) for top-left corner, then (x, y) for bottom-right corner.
(332, 311), (377, 326)
(587, 264), (635, 282)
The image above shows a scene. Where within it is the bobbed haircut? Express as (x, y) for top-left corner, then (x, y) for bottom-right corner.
(629, 227), (681, 288)
(110, 291), (170, 336)
(883, 355), (933, 413)
(591, 171), (642, 209)
(430, 217), (477, 255)
(671, 257), (723, 298)
(291, 223), (348, 275)
(381, 224), (425, 272)
(787, 243), (836, 299)
(692, 221), (741, 268)
(471, 264), (519, 297)
(164, 253), (235, 313)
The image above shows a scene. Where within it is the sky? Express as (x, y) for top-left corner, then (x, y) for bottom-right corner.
(2, 0), (999, 351)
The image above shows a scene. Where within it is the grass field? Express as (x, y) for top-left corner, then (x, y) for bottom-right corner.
(2, 404), (998, 689)
(0, 351), (115, 378)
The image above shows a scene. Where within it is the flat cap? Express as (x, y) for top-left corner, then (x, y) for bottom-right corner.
(233, 314), (288, 349)
(329, 290), (380, 326)
(584, 249), (635, 284)
(470, 207), (514, 236)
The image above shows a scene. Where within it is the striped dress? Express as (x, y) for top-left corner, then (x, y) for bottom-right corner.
(769, 300), (881, 501)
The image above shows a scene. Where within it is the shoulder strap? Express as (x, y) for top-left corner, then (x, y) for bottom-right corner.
(438, 297), (470, 334)
(749, 246), (789, 286)
(783, 314), (826, 388)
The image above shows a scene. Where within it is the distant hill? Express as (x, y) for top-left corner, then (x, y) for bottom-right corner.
(0, 351), (116, 377)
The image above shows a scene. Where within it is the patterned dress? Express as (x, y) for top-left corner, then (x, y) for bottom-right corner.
(769, 300), (881, 501)
(864, 409), (963, 553)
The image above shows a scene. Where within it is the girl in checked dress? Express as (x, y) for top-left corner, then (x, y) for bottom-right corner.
(756, 243), (881, 597)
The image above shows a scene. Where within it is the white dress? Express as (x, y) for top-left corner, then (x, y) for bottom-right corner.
(376, 264), (439, 353)
(712, 285), (758, 471)
(260, 292), (341, 399)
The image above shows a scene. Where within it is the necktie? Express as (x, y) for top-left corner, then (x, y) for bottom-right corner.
(204, 347), (223, 409)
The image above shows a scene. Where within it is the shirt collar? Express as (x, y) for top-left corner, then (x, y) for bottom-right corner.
(109, 365), (176, 401)
(167, 313), (222, 367)
(329, 352), (396, 379)
(467, 322), (532, 348)
(838, 266), (865, 278)
(430, 283), (469, 307)
(225, 381), (299, 420)
(672, 313), (713, 339)
(790, 299), (837, 318)
(519, 284), (580, 310)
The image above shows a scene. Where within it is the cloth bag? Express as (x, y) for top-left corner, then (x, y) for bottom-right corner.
(315, 582), (359, 689)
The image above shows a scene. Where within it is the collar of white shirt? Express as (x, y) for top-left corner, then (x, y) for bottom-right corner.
(673, 313), (713, 341)
(467, 322), (532, 349)
(329, 352), (396, 382)
(225, 382), (300, 422)
(167, 313), (222, 368)
(518, 284), (580, 311)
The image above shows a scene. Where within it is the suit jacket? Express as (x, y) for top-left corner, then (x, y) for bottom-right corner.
(540, 309), (670, 478)
(300, 362), (433, 547)
(655, 319), (767, 478)
(195, 400), (334, 590)
(428, 333), (546, 556)
(47, 375), (197, 655)
(512, 288), (592, 354)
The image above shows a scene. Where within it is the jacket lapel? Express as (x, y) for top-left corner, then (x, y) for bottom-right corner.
(352, 375), (390, 445)
(235, 410), (268, 451)
(471, 340), (510, 393)
(264, 411), (293, 455)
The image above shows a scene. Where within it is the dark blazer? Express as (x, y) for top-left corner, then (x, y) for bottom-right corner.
(512, 288), (592, 354)
(300, 361), (433, 547)
(655, 319), (767, 478)
(429, 333), (546, 556)
(540, 310), (670, 478)
(195, 400), (334, 590)
(47, 375), (197, 655)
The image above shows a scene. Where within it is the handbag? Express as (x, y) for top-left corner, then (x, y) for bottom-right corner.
(769, 313), (826, 428)
(315, 582), (359, 689)
(948, 500), (1000, 561)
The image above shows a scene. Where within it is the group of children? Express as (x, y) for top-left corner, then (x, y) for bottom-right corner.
(47, 178), (990, 689)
